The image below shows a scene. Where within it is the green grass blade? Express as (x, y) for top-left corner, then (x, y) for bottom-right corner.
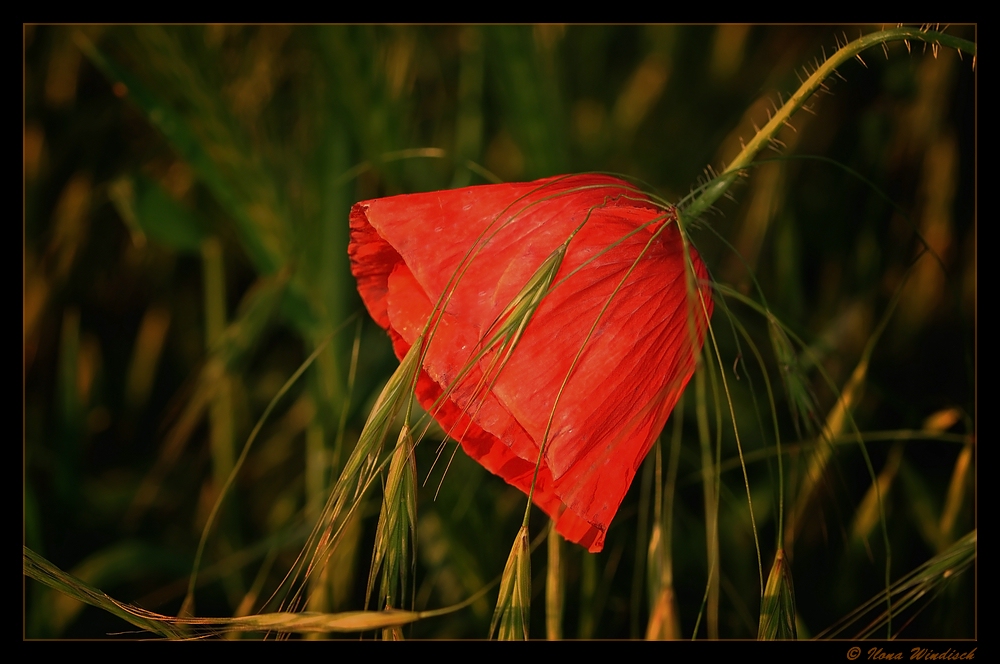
(758, 548), (797, 640)
(77, 30), (286, 274)
(490, 526), (531, 640)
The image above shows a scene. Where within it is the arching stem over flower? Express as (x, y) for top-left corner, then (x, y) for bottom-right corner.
(682, 28), (976, 224)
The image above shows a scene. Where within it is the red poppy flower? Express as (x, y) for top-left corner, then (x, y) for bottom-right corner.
(348, 174), (712, 552)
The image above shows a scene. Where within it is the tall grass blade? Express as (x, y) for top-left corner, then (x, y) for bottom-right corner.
(24, 546), (185, 639)
(545, 521), (564, 640)
(490, 526), (531, 640)
(817, 530), (976, 639)
(367, 425), (418, 616)
(758, 548), (797, 640)
(76, 30), (286, 274)
(851, 444), (904, 544)
(24, 544), (433, 637)
(281, 337), (425, 613)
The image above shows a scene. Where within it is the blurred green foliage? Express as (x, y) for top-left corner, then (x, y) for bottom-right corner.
(24, 25), (975, 639)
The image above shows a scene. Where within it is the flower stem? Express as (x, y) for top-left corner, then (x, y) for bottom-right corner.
(681, 27), (976, 225)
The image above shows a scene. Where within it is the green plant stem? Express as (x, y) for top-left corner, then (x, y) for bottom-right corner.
(682, 27), (976, 225)
(184, 328), (343, 613)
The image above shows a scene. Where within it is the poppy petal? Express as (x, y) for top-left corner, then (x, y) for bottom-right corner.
(348, 174), (712, 552)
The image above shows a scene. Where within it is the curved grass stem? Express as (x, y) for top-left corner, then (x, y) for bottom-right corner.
(682, 27), (976, 224)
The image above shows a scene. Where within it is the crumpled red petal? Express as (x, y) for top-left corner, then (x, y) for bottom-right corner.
(348, 174), (712, 552)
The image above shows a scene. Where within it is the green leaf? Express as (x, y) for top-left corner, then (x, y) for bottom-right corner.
(77, 31), (284, 274)
(110, 175), (208, 253)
